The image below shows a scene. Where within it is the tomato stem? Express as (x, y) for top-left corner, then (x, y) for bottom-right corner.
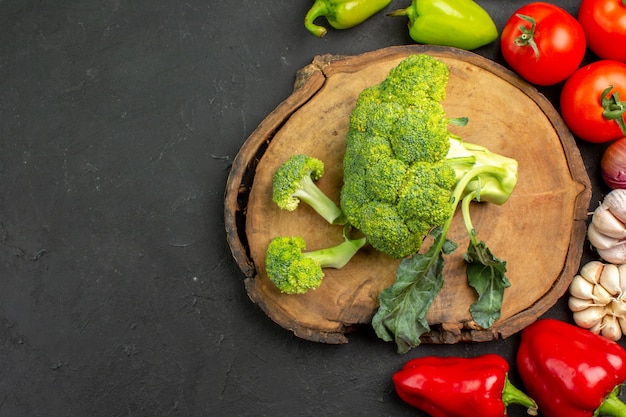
(514, 14), (540, 61)
(602, 86), (626, 136)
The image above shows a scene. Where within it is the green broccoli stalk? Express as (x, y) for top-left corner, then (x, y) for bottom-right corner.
(272, 154), (347, 225)
(460, 188), (511, 331)
(447, 135), (518, 205)
(339, 54), (519, 352)
(265, 226), (367, 294)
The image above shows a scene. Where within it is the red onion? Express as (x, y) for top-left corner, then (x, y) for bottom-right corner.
(601, 137), (626, 189)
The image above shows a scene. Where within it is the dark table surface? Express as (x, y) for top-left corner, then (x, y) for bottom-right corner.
(0, 1), (618, 416)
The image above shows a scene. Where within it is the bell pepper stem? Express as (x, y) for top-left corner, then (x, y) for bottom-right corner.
(597, 386), (626, 417)
(503, 377), (538, 416)
(387, 7), (410, 17)
(304, 0), (330, 37)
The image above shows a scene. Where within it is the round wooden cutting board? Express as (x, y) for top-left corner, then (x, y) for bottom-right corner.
(224, 45), (592, 345)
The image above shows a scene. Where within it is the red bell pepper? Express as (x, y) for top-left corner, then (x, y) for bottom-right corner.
(517, 318), (626, 417)
(392, 354), (538, 417)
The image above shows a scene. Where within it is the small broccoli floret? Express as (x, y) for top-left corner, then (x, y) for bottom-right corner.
(265, 228), (367, 294)
(272, 154), (347, 225)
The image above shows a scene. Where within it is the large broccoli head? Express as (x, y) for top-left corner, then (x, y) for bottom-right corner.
(340, 54), (454, 258)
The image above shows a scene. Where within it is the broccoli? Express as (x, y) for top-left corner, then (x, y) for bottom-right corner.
(272, 154), (347, 225)
(340, 54), (518, 259)
(339, 53), (519, 352)
(265, 227), (367, 294)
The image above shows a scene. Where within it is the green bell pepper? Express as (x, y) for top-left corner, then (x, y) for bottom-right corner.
(304, 0), (392, 37)
(389, 0), (498, 50)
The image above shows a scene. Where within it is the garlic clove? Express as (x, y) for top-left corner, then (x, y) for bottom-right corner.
(619, 264), (626, 296)
(589, 318), (604, 335)
(573, 305), (607, 329)
(592, 204), (626, 239)
(601, 314), (623, 341)
(603, 189), (626, 224)
(569, 274), (598, 301)
(594, 282), (615, 305)
(568, 296), (598, 312)
(612, 298), (626, 318)
(598, 244), (626, 265)
(579, 260), (604, 284)
(600, 263), (623, 296)
(588, 222), (623, 250)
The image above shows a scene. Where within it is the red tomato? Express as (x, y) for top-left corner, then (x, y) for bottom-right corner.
(578, 0), (626, 62)
(560, 60), (626, 143)
(500, 2), (586, 86)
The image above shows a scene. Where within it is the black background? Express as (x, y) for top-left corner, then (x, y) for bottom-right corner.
(0, 1), (617, 416)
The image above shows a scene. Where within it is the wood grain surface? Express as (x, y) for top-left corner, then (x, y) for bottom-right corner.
(225, 45), (592, 344)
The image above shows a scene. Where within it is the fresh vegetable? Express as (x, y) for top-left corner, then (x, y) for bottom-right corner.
(568, 260), (626, 340)
(340, 54), (518, 352)
(587, 189), (626, 263)
(560, 60), (626, 143)
(341, 55), (517, 259)
(517, 318), (626, 417)
(578, 0), (626, 63)
(304, 0), (391, 37)
(272, 154), (347, 225)
(388, 0), (498, 50)
(500, 2), (586, 86)
(264, 226), (366, 294)
(393, 354), (538, 417)
(602, 137), (626, 189)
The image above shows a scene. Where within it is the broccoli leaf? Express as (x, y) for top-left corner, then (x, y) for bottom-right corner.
(465, 238), (510, 329)
(372, 228), (456, 354)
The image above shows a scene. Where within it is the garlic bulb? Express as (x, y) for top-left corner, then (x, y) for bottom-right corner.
(568, 260), (626, 341)
(588, 189), (626, 264)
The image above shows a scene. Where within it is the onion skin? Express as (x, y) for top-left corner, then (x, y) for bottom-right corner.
(602, 137), (626, 189)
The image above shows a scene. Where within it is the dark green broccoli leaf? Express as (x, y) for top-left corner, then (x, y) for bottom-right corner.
(372, 228), (456, 354)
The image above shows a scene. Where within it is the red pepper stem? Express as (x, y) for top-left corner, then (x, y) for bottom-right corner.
(597, 386), (626, 417)
(503, 376), (538, 416)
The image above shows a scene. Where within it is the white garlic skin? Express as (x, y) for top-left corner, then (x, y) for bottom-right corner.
(592, 204), (626, 239)
(588, 190), (626, 264)
(599, 263), (622, 296)
(603, 189), (626, 224)
(568, 260), (626, 341)
(588, 223), (623, 250)
(573, 305), (607, 329)
(569, 273), (596, 300)
(601, 314), (622, 341)
(598, 244), (626, 265)
(579, 260), (604, 284)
